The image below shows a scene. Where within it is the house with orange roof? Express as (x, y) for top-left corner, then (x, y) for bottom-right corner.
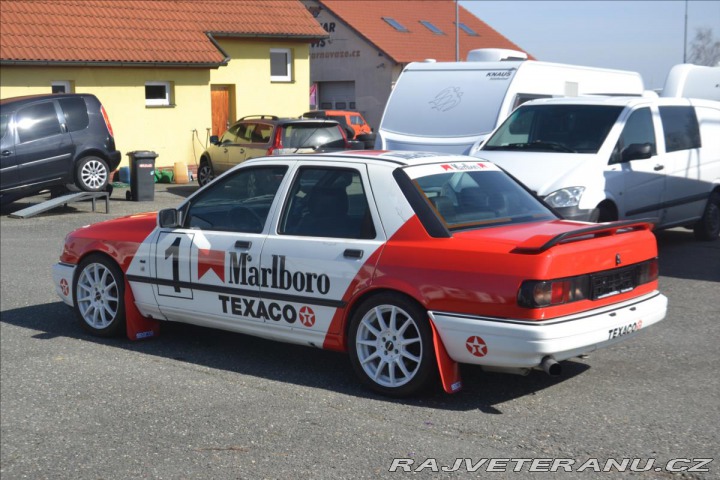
(302, 0), (531, 129)
(0, 0), (327, 171)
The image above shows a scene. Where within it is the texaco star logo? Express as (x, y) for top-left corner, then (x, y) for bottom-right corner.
(466, 336), (488, 357)
(299, 306), (315, 327)
(60, 279), (69, 296)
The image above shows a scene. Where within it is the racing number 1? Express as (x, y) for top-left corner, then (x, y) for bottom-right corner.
(155, 232), (194, 299)
(165, 237), (181, 293)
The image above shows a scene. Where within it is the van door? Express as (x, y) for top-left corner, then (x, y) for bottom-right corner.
(13, 100), (74, 188)
(657, 104), (709, 227)
(608, 107), (665, 221)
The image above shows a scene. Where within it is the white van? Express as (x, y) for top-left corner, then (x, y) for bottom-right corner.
(374, 49), (645, 154)
(472, 96), (720, 240)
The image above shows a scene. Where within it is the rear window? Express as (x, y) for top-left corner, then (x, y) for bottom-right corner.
(0, 112), (9, 141)
(404, 162), (556, 230)
(381, 68), (515, 137)
(59, 97), (90, 132)
(281, 124), (345, 149)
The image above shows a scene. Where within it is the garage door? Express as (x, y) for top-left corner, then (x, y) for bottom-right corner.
(319, 81), (356, 110)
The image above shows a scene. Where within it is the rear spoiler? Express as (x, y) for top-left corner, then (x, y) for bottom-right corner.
(511, 219), (656, 254)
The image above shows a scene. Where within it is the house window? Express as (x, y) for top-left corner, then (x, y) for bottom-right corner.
(270, 49), (292, 82)
(51, 81), (72, 93)
(382, 17), (409, 32)
(456, 22), (479, 36)
(145, 81), (172, 107)
(420, 20), (444, 34)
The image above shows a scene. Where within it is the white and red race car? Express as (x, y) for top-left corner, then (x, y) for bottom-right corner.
(53, 152), (667, 396)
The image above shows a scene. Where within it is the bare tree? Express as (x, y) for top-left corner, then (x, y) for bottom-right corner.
(688, 28), (720, 66)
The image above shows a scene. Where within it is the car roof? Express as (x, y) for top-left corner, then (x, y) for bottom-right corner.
(234, 116), (343, 127)
(240, 150), (487, 168)
(519, 95), (715, 108)
(0, 93), (93, 107)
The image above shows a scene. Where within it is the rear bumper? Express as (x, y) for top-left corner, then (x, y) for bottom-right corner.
(107, 150), (122, 170)
(429, 291), (667, 369)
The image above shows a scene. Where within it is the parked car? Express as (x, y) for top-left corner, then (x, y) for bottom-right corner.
(53, 151), (666, 397)
(197, 115), (356, 186)
(471, 96), (720, 240)
(302, 109), (375, 147)
(0, 93), (121, 205)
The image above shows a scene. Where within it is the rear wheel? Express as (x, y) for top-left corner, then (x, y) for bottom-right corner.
(693, 192), (720, 241)
(75, 156), (109, 192)
(348, 293), (436, 397)
(197, 159), (214, 186)
(591, 202), (617, 223)
(73, 254), (126, 337)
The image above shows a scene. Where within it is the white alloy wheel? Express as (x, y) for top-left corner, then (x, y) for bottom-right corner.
(76, 156), (109, 192)
(349, 294), (435, 396)
(73, 255), (125, 336)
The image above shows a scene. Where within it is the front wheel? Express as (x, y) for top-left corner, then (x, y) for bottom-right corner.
(348, 293), (436, 397)
(693, 192), (720, 241)
(73, 254), (126, 337)
(197, 159), (214, 187)
(75, 156), (109, 192)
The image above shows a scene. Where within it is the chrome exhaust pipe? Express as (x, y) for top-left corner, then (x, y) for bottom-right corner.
(540, 356), (562, 376)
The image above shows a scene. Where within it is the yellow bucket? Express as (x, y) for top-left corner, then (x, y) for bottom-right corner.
(173, 162), (189, 184)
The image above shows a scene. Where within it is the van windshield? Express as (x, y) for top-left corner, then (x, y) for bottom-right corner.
(483, 105), (623, 154)
(381, 68), (516, 137)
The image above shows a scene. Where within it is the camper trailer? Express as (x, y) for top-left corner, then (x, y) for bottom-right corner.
(374, 49), (645, 154)
(661, 64), (720, 101)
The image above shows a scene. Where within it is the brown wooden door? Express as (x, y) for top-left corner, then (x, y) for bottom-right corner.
(211, 86), (230, 137)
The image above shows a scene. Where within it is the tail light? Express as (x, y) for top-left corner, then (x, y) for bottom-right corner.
(267, 127), (284, 156)
(100, 105), (114, 137)
(517, 258), (658, 308)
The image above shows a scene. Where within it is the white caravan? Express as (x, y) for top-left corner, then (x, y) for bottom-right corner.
(661, 64), (720, 101)
(374, 49), (645, 154)
(472, 96), (720, 240)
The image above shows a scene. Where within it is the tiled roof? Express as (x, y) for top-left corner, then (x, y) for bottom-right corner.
(0, 1), (328, 66)
(318, 0), (532, 63)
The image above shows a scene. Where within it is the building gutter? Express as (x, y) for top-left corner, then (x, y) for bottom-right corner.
(0, 59), (226, 69)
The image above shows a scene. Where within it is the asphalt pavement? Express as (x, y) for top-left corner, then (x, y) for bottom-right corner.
(1, 183), (719, 479)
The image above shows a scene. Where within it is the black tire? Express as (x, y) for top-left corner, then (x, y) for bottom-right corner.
(73, 254), (126, 337)
(693, 192), (720, 241)
(356, 133), (377, 149)
(348, 293), (436, 397)
(75, 156), (110, 192)
(590, 202), (617, 223)
(197, 159), (214, 187)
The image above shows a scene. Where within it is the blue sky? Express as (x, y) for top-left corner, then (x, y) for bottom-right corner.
(460, 0), (720, 89)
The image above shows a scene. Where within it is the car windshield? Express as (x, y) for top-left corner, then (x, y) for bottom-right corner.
(282, 124), (345, 149)
(483, 105), (623, 154)
(408, 164), (556, 230)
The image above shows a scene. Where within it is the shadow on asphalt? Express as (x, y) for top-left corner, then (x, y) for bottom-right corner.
(654, 229), (720, 283)
(1, 301), (589, 413)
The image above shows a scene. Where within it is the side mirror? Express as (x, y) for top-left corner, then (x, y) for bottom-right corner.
(348, 140), (365, 150)
(621, 143), (653, 162)
(210, 135), (220, 145)
(158, 208), (181, 228)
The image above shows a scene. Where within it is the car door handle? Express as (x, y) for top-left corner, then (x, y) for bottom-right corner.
(235, 240), (252, 249)
(344, 249), (364, 259)
(1, 150), (12, 157)
(653, 164), (664, 171)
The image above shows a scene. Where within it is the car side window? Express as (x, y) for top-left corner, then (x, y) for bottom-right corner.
(16, 102), (62, 143)
(279, 167), (376, 239)
(611, 107), (656, 164)
(58, 97), (89, 132)
(184, 166), (287, 233)
(659, 106), (701, 152)
(220, 124), (242, 144)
